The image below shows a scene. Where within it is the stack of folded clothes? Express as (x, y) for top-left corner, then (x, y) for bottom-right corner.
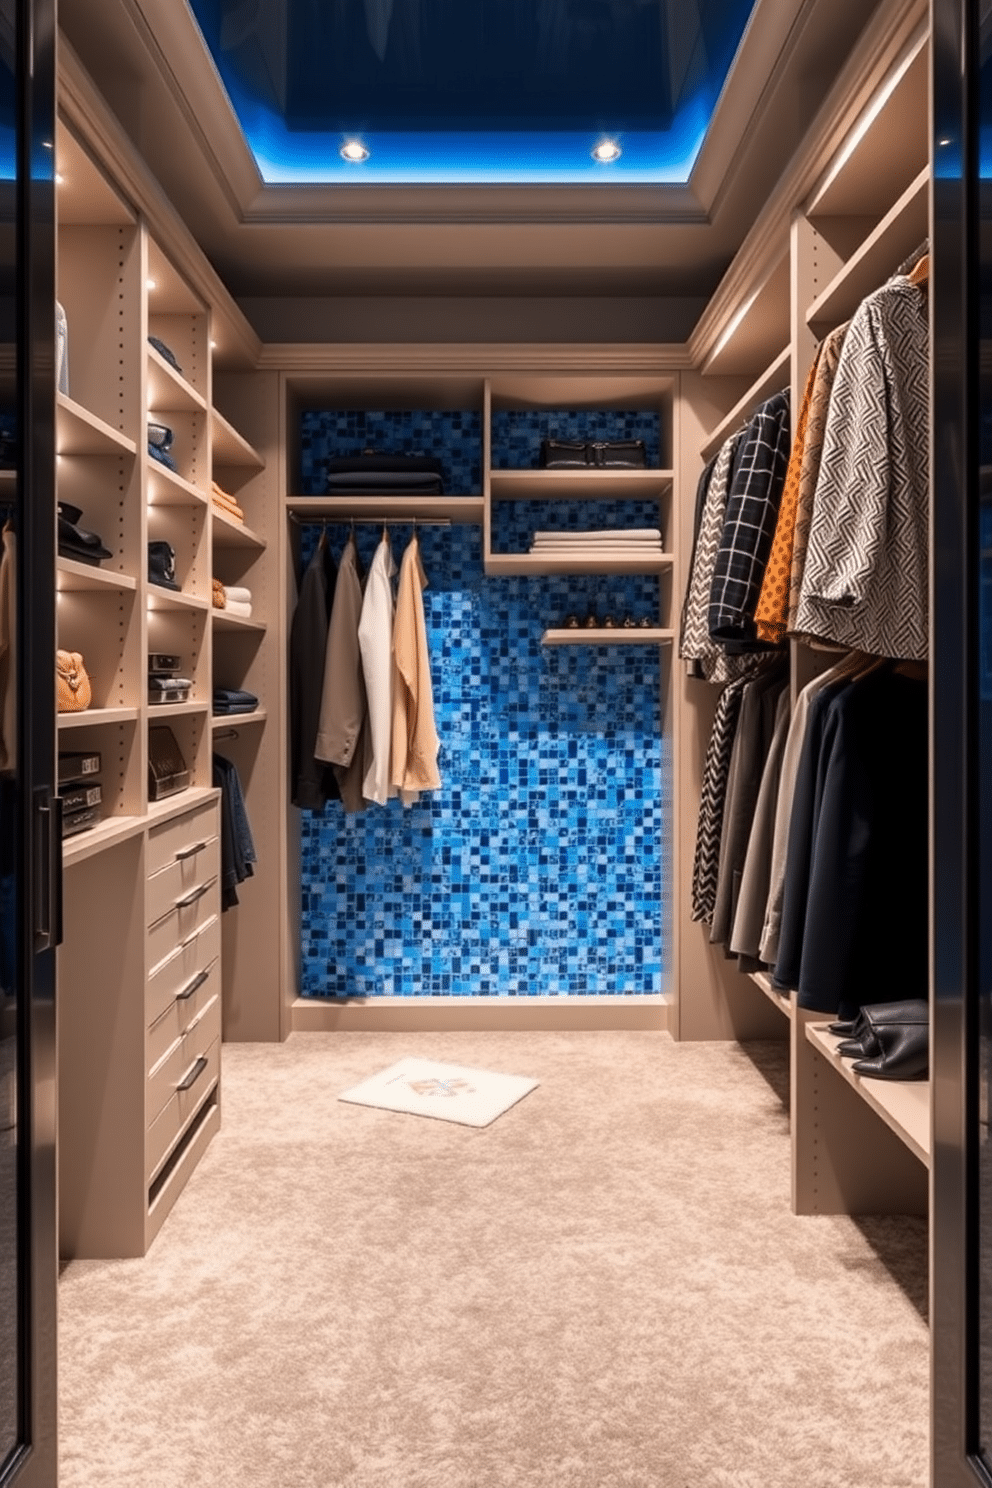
(528, 527), (664, 557)
(213, 580), (252, 619)
(212, 480), (245, 523)
(213, 686), (259, 716)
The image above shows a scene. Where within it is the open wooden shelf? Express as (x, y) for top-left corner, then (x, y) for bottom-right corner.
(62, 813), (145, 868)
(211, 408), (264, 470)
(58, 706), (140, 730)
(145, 785), (219, 825)
(146, 700), (208, 721)
(486, 552), (673, 577)
(56, 557), (137, 593)
(212, 610), (265, 634)
(211, 506), (266, 551)
(147, 343), (207, 413)
(700, 348), (791, 462)
(489, 469), (672, 500)
(806, 1021), (930, 1168)
(146, 587), (210, 615)
(807, 166), (929, 332)
(541, 627), (674, 646)
(57, 392), (137, 458)
(146, 459), (208, 507)
(212, 708), (267, 732)
(288, 495), (484, 525)
(749, 970), (793, 1018)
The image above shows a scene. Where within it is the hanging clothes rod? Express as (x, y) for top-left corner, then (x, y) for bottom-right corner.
(287, 512), (451, 527)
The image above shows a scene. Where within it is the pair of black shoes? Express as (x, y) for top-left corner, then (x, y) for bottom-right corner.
(830, 999), (929, 1080)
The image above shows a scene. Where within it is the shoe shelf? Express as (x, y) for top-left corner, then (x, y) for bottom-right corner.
(805, 1021), (930, 1168)
(212, 708), (267, 733)
(147, 460), (208, 508)
(212, 610), (266, 635)
(56, 557), (138, 594)
(486, 552), (673, 577)
(211, 506), (267, 551)
(541, 626), (675, 646)
(147, 343), (207, 414)
(749, 969), (793, 1018)
(287, 495), (485, 525)
(806, 166), (929, 335)
(489, 469), (673, 500)
(57, 706), (141, 730)
(57, 392), (137, 458)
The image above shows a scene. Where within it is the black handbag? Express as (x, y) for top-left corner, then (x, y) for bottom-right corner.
(148, 540), (180, 591)
(324, 452), (445, 494)
(540, 439), (647, 470)
(58, 502), (112, 566)
(836, 999), (929, 1081)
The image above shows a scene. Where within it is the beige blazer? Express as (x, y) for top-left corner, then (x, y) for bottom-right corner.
(390, 535), (440, 802)
(315, 535), (368, 813)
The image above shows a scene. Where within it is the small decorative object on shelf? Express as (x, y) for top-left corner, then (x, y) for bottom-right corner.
(147, 421), (178, 473)
(539, 439), (648, 469)
(148, 334), (183, 374)
(603, 615), (616, 628)
(56, 650), (92, 713)
(565, 614), (580, 629)
(583, 614), (599, 629)
(148, 540), (180, 591)
(148, 653), (192, 704)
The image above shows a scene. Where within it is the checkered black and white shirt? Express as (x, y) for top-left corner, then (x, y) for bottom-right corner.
(707, 390), (792, 645)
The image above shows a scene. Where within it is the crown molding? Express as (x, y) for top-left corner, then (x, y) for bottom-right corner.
(262, 343), (690, 376)
(58, 36), (263, 369)
(687, 0), (928, 370)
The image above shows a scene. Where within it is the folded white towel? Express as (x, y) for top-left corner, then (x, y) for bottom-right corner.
(224, 585), (253, 604)
(224, 599), (253, 619)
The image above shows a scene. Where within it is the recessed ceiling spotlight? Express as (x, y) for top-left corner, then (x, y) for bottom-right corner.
(591, 139), (622, 164)
(340, 139), (370, 163)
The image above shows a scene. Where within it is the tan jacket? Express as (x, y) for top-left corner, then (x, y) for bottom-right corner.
(390, 535), (440, 802)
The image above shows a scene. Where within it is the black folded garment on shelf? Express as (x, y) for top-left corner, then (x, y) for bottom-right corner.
(57, 502), (112, 565)
(213, 687), (259, 715)
(539, 439), (647, 470)
(324, 452), (445, 494)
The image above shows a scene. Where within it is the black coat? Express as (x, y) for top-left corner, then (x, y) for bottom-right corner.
(290, 536), (341, 810)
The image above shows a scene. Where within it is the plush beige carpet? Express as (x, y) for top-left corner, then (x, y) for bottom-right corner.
(58, 1031), (929, 1488)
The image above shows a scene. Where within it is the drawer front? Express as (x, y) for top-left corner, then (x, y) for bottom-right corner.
(146, 836), (220, 929)
(146, 1036), (219, 1183)
(147, 800), (219, 878)
(147, 952), (220, 1070)
(147, 877), (219, 975)
(146, 913), (221, 1029)
(147, 993), (222, 1129)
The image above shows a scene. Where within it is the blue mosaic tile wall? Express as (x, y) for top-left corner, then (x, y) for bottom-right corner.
(490, 409), (663, 468)
(297, 410), (669, 999)
(300, 410), (482, 495)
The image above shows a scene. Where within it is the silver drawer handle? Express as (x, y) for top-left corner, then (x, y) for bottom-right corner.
(176, 840), (207, 862)
(175, 883), (210, 910)
(176, 1055), (209, 1093)
(177, 969), (209, 1002)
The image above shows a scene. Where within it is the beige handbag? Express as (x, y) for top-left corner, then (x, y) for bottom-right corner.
(56, 649), (92, 712)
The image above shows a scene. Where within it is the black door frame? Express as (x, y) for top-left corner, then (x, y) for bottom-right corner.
(1, 0), (57, 1481)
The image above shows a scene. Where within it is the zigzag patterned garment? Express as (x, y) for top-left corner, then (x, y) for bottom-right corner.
(679, 432), (766, 684)
(787, 322), (848, 633)
(707, 390), (791, 645)
(691, 675), (750, 923)
(794, 278), (929, 659)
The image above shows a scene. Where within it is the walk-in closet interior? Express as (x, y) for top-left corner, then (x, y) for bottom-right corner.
(5, 0), (992, 1481)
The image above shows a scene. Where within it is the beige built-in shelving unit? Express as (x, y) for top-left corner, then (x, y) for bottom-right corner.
(53, 111), (276, 1257)
(677, 1), (931, 1217)
(51, 0), (930, 1257)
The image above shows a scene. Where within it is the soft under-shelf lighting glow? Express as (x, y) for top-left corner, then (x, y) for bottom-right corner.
(55, 173), (63, 185)
(147, 278), (157, 291)
(340, 139), (370, 163)
(591, 139), (622, 163)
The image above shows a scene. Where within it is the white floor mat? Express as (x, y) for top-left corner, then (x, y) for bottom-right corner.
(338, 1057), (539, 1128)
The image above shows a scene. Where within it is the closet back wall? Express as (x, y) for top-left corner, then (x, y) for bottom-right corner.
(297, 410), (668, 999)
